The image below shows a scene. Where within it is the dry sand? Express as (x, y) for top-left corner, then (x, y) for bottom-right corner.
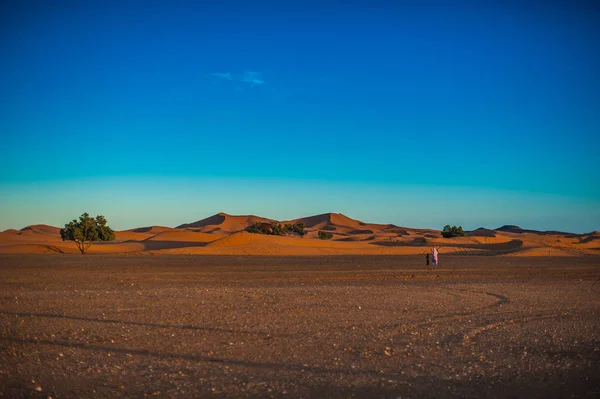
(1, 213), (598, 256)
(1, 254), (599, 398)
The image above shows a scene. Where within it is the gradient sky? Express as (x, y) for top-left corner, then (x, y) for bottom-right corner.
(1, 0), (599, 232)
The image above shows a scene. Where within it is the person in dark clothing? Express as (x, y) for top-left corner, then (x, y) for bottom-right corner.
(425, 253), (430, 265)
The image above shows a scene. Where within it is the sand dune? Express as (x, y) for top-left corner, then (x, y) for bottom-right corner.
(0, 241), (144, 254)
(0, 224), (62, 242)
(177, 212), (273, 234)
(207, 231), (361, 248)
(285, 213), (362, 229)
(284, 213), (411, 242)
(20, 224), (61, 235)
(0, 213), (595, 256)
(116, 226), (177, 241)
(495, 225), (524, 233)
(578, 232), (600, 245)
(145, 230), (218, 243)
(467, 228), (497, 237)
(114, 231), (154, 241)
(128, 226), (172, 234)
(148, 232), (425, 255)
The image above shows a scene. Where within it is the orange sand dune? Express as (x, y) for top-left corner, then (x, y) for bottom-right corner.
(284, 213), (411, 240)
(86, 242), (145, 254)
(115, 226), (174, 241)
(0, 244), (67, 254)
(177, 212), (273, 234)
(0, 224), (62, 242)
(20, 224), (61, 235)
(145, 230), (218, 243)
(467, 228), (496, 238)
(127, 226), (172, 234)
(114, 231), (153, 241)
(148, 232), (425, 255)
(284, 213), (363, 230)
(578, 232), (600, 246)
(0, 241), (144, 254)
(151, 246), (427, 256)
(112, 229), (219, 251)
(1, 213), (595, 256)
(205, 231), (352, 248)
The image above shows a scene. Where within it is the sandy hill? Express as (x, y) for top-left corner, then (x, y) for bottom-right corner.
(285, 213), (363, 230)
(206, 231), (373, 250)
(177, 212), (274, 234)
(145, 229), (217, 243)
(495, 225), (580, 237)
(0, 224), (62, 243)
(195, 231), (410, 255)
(579, 231), (600, 244)
(115, 226), (174, 241)
(285, 213), (410, 238)
(20, 224), (61, 235)
(467, 228), (497, 237)
(1, 213), (597, 256)
(0, 224), (62, 241)
(127, 226), (172, 234)
(495, 225), (524, 233)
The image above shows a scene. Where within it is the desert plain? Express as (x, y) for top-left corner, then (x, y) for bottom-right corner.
(1, 213), (599, 398)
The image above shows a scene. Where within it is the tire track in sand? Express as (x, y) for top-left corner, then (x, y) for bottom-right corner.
(385, 287), (511, 338)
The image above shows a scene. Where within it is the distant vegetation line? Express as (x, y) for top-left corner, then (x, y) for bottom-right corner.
(246, 222), (306, 237)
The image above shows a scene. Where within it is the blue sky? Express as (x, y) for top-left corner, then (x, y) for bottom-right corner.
(1, 0), (599, 232)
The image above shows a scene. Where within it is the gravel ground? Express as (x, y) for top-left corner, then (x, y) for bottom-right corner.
(1, 254), (599, 398)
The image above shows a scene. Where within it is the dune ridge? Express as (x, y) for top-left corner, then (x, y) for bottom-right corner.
(1, 213), (597, 256)
(177, 212), (274, 234)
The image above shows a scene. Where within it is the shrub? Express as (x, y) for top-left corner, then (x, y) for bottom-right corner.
(246, 222), (269, 234)
(441, 225), (466, 238)
(318, 230), (333, 240)
(292, 222), (305, 237)
(246, 221), (305, 237)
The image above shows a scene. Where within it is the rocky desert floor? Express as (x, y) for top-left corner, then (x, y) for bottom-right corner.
(1, 255), (599, 398)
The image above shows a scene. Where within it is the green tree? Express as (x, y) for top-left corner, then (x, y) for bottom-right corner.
(60, 213), (115, 254)
(441, 225), (466, 238)
(442, 225), (453, 238)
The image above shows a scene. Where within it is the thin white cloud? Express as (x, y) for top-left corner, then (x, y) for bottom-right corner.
(211, 72), (232, 80)
(211, 71), (266, 86)
(241, 71), (265, 86)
